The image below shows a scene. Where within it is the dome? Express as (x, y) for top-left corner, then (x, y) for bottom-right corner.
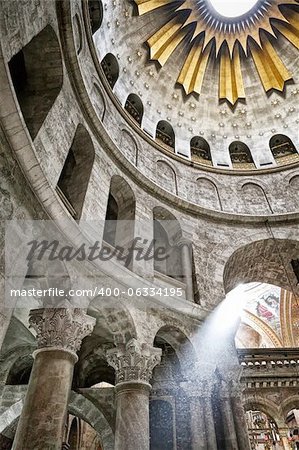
(92, 0), (299, 171)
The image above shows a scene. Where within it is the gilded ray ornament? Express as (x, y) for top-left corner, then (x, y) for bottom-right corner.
(134, 0), (299, 105)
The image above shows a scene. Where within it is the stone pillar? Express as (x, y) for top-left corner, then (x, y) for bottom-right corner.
(177, 239), (194, 302)
(231, 382), (251, 450)
(278, 428), (291, 450)
(204, 394), (218, 450)
(182, 382), (206, 450)
(220, 381), (238, 450)
(12, 308), (95, 450)
(107, 338), (162, 450)
(181, 380), (217, 450)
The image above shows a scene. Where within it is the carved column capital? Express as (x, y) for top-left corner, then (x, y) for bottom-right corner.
(106, 338), (162, 384)
(29, 308), (96, 359)
(175, 237), (192, 249)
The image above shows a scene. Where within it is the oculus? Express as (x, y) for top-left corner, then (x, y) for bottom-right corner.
(207, 0), (261, 18)
(134, 0), (299, 105)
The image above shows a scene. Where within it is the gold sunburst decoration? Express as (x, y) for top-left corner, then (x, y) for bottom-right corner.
(134, 0), (299, 105)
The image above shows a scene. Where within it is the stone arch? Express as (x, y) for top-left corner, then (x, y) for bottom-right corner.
(8, 25), (63, 140)
(0, 392), (114, 450)
(156, 121), (175, 151)
(241, 182), (272, 214)
(270, 134), (298, 162)
(190, 136), (212, 165)
(243, 396), (282, 428)
(89, 297), (137, 345)
(69, 392), (114, 450)
(229, 141), (255, 169)
(6, 354), (33, 386)
(93, 83), (106, 122)
(153, 325), (198, 372)
(56, 124), (95, 220)
(195, 177), (221, 210)
(73, 13), (83, 55)
(88, 0), (103, 34)
(223, 238), (299, 294)
(281, 396), (299, 420)
(124, 93), (144, 125)
(103, 175), (136, 248)
(101, 53), (119, 89)
(156, 160), (178, 195)
(120, 129), (138, 165)
(289, 175), (299, 190)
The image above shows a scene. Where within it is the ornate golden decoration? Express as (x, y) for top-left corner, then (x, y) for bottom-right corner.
(134, 0), (299, 105)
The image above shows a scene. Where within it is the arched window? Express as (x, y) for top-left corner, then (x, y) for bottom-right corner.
(229, 141), (255, 169)
(153, 207), (183, 282)
(56, 125), (95, 220)
(88, 0), (103, 34)
(103, 176), (136, 250)
(101, 53), (119, 89)
(156, 121), (175, 150)
(8, 25), (63, 140)
(124, 94), (144, 125)
(269, 134), (298, 164)
(190, 137), (212, 165)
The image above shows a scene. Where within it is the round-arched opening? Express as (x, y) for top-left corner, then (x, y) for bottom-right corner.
(190, 136), (212, 165)
(101, 53), (119, 89)
(269, 134), (298, 164)
(229, 141), (255, 169)
(156, 121), (175, 150)
(207, 0), (260, 18)
(245, 409), (282, 448)
(88, 0), (103, 34)
(124, 93), (144, 125)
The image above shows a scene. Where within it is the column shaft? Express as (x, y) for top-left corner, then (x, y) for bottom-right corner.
(221, 397), (238, 450)
(189, 397), (207, 450)
(12, 349), (75, 450)
(115, 382), (151, 450)
(231, 396), (251, 450)
(181, 244), (193, 302)
(12, 308), (95, 450)
(204, 397), (218, 450)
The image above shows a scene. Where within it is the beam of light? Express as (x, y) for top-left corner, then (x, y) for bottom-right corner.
(207, 0), (260, 18)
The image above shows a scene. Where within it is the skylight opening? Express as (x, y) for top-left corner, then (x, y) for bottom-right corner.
(207, 0), (260, 18)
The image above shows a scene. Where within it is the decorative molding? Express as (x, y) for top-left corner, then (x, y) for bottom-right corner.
(106, 338), (162, 384)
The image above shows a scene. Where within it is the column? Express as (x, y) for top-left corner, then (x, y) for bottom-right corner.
(220, 381), (238, 450)
(107, 338), (162, 450)
(177, 239), (194, 302)
(12, 308), (95, 450)
(231, 382), (251, 450)
(182, 382), (206, 450)
(278, 428), (291, 450)
(204, 393), (218, 450)
(181, 380), (217, 450)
